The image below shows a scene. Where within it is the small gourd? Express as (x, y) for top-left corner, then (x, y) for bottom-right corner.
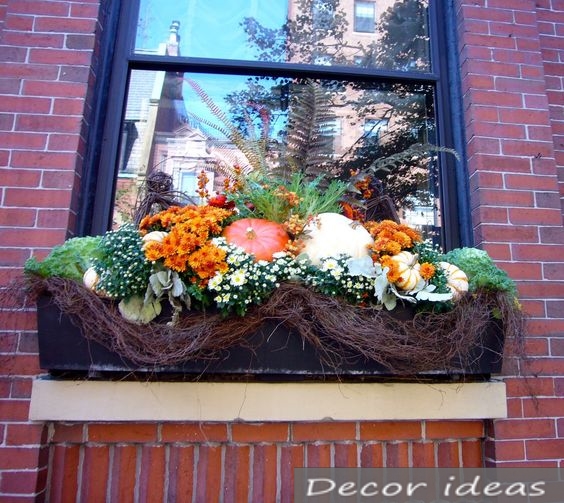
(390, 251), (422, 291)
(301, 212), (374, 266)
(223, 218), (289, 262)
(141, 230), (168, 249)
(82, 266), (100, 290)
(440, 261), (469, 299)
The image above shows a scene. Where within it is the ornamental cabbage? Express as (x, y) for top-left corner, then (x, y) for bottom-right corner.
(443, 247), (517, 298)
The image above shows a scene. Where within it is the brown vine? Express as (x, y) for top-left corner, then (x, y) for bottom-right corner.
(23, 276), (524, 375)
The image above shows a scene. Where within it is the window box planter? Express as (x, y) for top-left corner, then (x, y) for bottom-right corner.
(36, 291), (505, 380)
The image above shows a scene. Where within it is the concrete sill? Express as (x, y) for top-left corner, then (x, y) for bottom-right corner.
(30, 380), (507, 422)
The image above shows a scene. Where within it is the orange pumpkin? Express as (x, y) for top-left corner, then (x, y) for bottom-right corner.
(223, 218), (289, 261)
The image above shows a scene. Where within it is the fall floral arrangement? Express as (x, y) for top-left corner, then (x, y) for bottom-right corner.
(23, 169), (521, 373)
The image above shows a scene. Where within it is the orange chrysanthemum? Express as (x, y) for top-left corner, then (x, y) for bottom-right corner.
(419, 262), (436, 280)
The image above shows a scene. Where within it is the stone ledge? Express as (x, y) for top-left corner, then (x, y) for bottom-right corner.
(29, 379), (507, 422)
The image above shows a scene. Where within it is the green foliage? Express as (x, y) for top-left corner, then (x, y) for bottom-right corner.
(232, 172), (347, 223)
(443, 247), (518, 298)
(94, 224), (152, 299)
(24, 236), (103, 282)
(278, 80), (338, 180)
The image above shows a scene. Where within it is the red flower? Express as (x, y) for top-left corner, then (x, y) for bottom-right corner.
(208, 193), (235, 209)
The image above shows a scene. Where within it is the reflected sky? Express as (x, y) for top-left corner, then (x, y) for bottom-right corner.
(136, 0), (288, 60)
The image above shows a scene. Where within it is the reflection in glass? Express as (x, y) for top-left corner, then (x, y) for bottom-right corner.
(113, 69), (440, 239)
(135, 0), (430, 71)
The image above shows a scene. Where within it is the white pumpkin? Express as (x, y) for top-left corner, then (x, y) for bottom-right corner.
(142, 230), (168, 249)
(390, 251), (422, 291)
(440, 261), (469, 299)
(301, 212), (374, 266)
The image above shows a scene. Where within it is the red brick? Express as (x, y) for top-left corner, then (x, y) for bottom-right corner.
(0, 447), (43, 470)
(526, 439), (564, 460)
(384, 442), (409, 467)
(0, 355), (41, 375)
(47, 134), (82, 153)
(461, 440), (483, 467)
(2, 32), (65, 49)
(16, 115), (83, 134)
(0, 96), (52, 114)
(35, 17), (97, 34)
(474, 190), (534, 208)
(53, 98), (87, 116)
(509, 208), (562, 225)
(479, 224), (540, 243)
(292, 422), (356, 442)
(70, 3), (100, 18)
(6, 423), (46, 446)
(231, 422), (288, 443)
(80, 446), (110, 502)
(9, 0), (70, 16)
(0, 400), (30, 421)
(467, 90), (523, 108)
(437, 441), (461, 467)
(4, 15), (34, 32)
(492, 440), (525, 461)
(411, 442), (436, 467)
(0, 333), (18, 353)
(138, 445), (166, 503)
(521, 358), (564, 376)
(29, 48), (94, 66)
(51, 424), (85, 444)
(512, 244), (564, 262)
(306, 443), (331, 467)
(88, 423), (157, 443)
(10, 378), (34, 399)
(498, 262), (542, 281)
(360, 421), (422, 441)
(66, 34), (95, 50)
(167, 445), (194, 503)
(4, 190), (72, 210)
(426, 421), (484, 440)
(108, 445), (137, 503)
(252, 444), (277, 502)
(333, 443), (358, 467)
(47, 445), (80, 503)
(41, 170), (77, 189)
(523, 397), (564, 417)
(160, 423), (228, 443)
(544, 263), (564, 280)
(22, 80), (88, 99)
(0, 168), (42, 188)
(0, 206), (36, 226)
(505, 377), (554, 397)
(1, 133), (48, 150)
(223, 445), (250, 503)
(36, 209), (71, 228)
(280, 445), (304, 503)
(494, 419), (556, 440)
(0, 470), (41, 495)
(195, 445), (222, 503)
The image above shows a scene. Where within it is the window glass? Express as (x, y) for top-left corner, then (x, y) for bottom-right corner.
(135, 0), (430, 71)
(354, 1), (375, 33)
(97, 0), (458, 247)
(113, 70), (439, 236)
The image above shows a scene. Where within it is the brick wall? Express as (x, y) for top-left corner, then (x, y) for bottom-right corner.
(0, 0), (563, 501)
(456, 0), (564, 467)
(44, 421), (484, 502)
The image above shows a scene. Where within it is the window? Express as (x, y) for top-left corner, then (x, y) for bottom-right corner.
(89, 0), (464, 250)
(354, 1), (375, 33)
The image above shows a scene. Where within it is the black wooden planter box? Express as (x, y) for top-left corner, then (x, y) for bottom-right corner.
(36, 295), (505, 381)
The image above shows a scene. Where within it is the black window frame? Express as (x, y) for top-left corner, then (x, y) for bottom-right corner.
(81, 0), (471, 252)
